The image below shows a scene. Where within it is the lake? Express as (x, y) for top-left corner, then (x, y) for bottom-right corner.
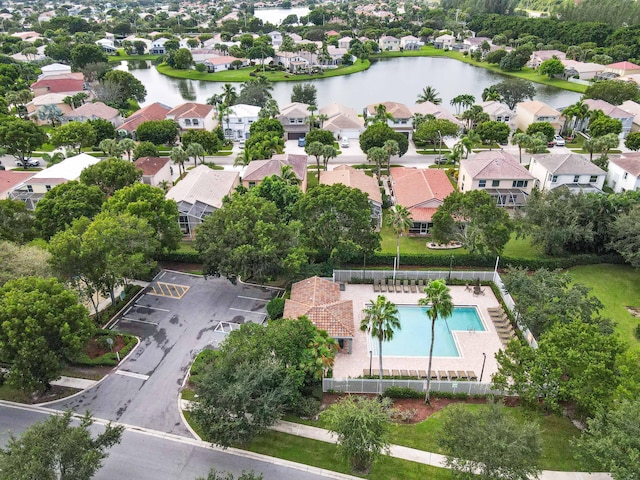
(118, 57), (580, 112)
(253, 7), (310, 25)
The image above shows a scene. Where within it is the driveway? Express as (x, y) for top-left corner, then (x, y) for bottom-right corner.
(49, 270), (278, 437)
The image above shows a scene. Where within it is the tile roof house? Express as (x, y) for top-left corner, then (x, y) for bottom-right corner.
(165, 103), (216, 131)
(134, 156), (172, 188)
(604, 61), (640, 76)
(619, 100), (640, 132)
(379, 35), (400, 51)
(582, 99), (634, 138)
(283, 276), (354, 350)
(606, 153), (640, 192)
(480, 101), (516, 130)
(26, 93), (74, 124)
(62, 101), (123, 127)
(30, 72), (85, 97)
(515, 100), (562, 133)
(366, 101), (413, 139)
(278, 102), (310, 140)
(459, 151), (534, 207)
(38, 63), (72, 80)
(118, 102), (172, 137)
(166, 165), (239, 237)
(400, 35), (421, 50)
(434, 34), (455, 50)
(529, 153), (606, 193)
(411, 102), (464, 128)
(529, 49), (566, 68)
(390, 167), (454, 235)
(203, 55), (248, 72)
(0, 171), (35, 200)
(320, 165), (383, 227)
(319, 103), (365, 139)
(242, 154), (308, 192)
(561, 60), (605, 80)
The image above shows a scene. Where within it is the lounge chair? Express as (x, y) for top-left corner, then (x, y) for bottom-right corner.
(400, 369), (409, 377)
(448, 370), (458, 380)
(410, 279), (417, 293)
(372, 369), (380, 377)
(467, 370), (478, 381)
(418, 369), (428, 378)
(409, 370), (418, 378)
(488, 307), (503, 314)
(395, 281), (402, 293)
(438, 370), (448, 380)
(430, 370), (438, 380)
(418, 279), (424, 290)
(373, 280), (380, 292)
(379, 279), (387, 293)
(382, 369), (390, 377)
(492, 317), (511, 326)
(392, 369), (401, 377)
(457, 370), (468, 380)
(386, 279), (393, 292)
(402, 279), (409, 292)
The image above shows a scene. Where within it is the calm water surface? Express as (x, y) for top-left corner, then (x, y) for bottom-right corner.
(253, 7), (310, 25)
(119, 57), (580, 111)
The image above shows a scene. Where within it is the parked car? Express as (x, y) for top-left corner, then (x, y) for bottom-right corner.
(553, 135), (565, 147)
(434, 156), (448, 165)
(15, 159), (40, 167)
(238, 140), (245, 149)
(297, 136), (306, 147)
(340, 137), (350, 148)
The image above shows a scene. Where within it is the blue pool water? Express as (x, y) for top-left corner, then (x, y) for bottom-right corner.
(375, 306), (484, 357)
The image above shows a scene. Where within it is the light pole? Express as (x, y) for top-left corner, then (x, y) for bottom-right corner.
(438, 130), (443, 168)
(479, 352), (487, 383)
(369, 350), (373, 377)
(448, 255), (454, 281)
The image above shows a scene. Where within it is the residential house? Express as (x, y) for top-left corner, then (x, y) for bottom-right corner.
(27, 93), (74, 124)
(150, 38), (169, 55)
(166, 165), (239, 237)
(11, 31), (41, 42)
(289, 33), (303, 43)
(463, 36), (491, 53)
(582, 99), (634, 138)
(165, 103), (216, 131)
(529, 153), (607, 193)
(515, 100), (562, 133)
(366, 101), (413, 139)
(0, 171), (35, 200)
(320, 165), (383, 227)
(319, 103), (365, 139)
(30, 73), (85, 97)
(37, 63), (72, 80)
(9, 153), (101, 209)
(267, 31), (283, 48)
(529, 50), (566, 69)
(62, 101), (123, 127)
(220, 104), (260, 141)
(118, 102), (172, 138)
(203, 55), (248, 72)
(283, 276), (354, 353)
(378, 35), (400, 52)
(458, 150), (534, 207)
(274, 51), (310, 72)
(134, 156), (172, 188)
(411, 102), (464, 128)
(604, 61), (640, 77)
(242, 154), (308, 192)
(123, 36), (152, 53)
(480, 101), (516, 130)
(619, 100), (640, 132)
(606, 153), (640, 192)
(561, 60), (605, 80)
(390, 167), (454, 235)
(96, 38), (117, 54)
(338, 36), (352, 49)
(400, 35), (421, 50)
(325, 46), (349, 65)
(434, 34), (455, 50)
(278, 102), (310, 140)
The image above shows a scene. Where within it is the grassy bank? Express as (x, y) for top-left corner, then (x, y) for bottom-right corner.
(108, 51), (162, 62)
(371, 46), (588, 94)
(156, 59), (371, 83)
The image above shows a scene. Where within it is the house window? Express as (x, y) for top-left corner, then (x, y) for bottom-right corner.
(589, 175), (598, 183)
(478, 180), (486, 188)
(289, 118), (296, 124)
(496, 115), (502, 122)
(26, 185), (33, 192)
(45, 185), (51, 191)
(192, 119), (199, 126)
(248, 181), (256, 188)
(178, 215), (190, 235)
(400, 120), (407, 124)
(504, 116), (510, 122)
(623, 172), (628, 179)
(184, 119), (191, 126)
(296, 118), (304, 124)
(492, 180), (500, 187)
(573, 175), (580, 182)
(551, 175), (558, 183)
(512, 180), (528, 188)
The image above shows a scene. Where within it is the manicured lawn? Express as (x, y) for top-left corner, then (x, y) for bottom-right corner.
(157, 60), (371, 83)
(108, 51), (162, 62)
(569, 264), (640, 350)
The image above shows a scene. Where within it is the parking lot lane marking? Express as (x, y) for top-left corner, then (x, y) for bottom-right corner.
(230, 308), (268, 316)
(124, 306), (133, 316)
(134, 305), (170, 312)
(122, 317), (159, 326)
(237, 295), (269, 302)
(115, 370), (150, 381)
(159, 271), (166, 279)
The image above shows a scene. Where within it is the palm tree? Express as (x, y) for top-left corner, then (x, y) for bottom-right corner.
(454, 138), (472, 159)
(37, 104), (63, 127)
(158, 180), (171, 193)
(221, 83), (237, 106)
(481, 86), (501, 102)
(511, 132), (531, 164)
(280, 164), (300, 185)
(360, 295), (401, 393)
(234, 147), (253, 167)
(186, 142), (205, 167)
(119, 138), (136, 162)
(418, 280), (453, 404)
(450, 95), (465, 115)
(416, 85), (442, 105)
(307, 104), (318, 130)
(366, 146), (387, 180)
(259, 99), (280, 119)
(321, 144), (337, 170)
(170, 146), (188, 175)
(387, 205), (413, 266)
(383, 139), (399, 174)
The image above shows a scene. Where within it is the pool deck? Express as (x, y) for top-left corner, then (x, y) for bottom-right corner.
(333, 284), (504, 382)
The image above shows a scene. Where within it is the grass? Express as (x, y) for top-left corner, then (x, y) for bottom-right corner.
(569, 264), (640, 350)
(157, 59), (371, 83)
(108, 51), (162, 62)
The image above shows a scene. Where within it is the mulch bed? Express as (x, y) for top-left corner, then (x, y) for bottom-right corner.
(84, 334), (127, 359)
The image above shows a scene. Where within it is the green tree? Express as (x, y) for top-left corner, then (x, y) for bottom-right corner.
(584, 79), (640, 105)
(170, 146), (188, 175)
(418, 279), (453, 404)
(574, 399), (640, 480)
(98, 139), (123, 158)
(0, 118), (47, 163)
(526, 121), (556, 142)
(512, 131), (531, 163)
(132, 141), (159, 160)
(387, 205), (413, 265)
(87, 118), (116, 146)
(170, 48), (194, 69)
(305, 128), (334, 146)
(248, 117), (285, 137)
(359, 123), (408, 156)
(291, 83), (317, 105)
(119, 138), (136, 162)
(0, 241), (52, 287)
(181, 129), (220, 154)
(539, 58), (566, 78)
(491, 78), (536, 110)
(438, 401), (542, 480)
(236, 75), (273, 107)
(360, 295), (400, 391)
(196, 470), (263, 480)
(79, 158), (142, 196)
(35, 181), (106, 239)
(413, 118), (460, 149)
(476, 120), (510, 147)
(0, 199), (35, 243)
(185, 142), (205, 167)
(322, 396), (392, 474)
(624, 131), (640, 151)
(305, 140), (325, 181)
(366, 146), (387, 180)
(609, 204), (640, 267)
(70, 43), (107, 68)
(250, 175), (302, 221)
(50, 122), (96, 154)
(195, 193), (306, 282)
(0, 411), (123, 480)
(136, 119), (179, 145)
(37, 104), (64, 127)
(0, 276), (94, 390)
(294, 183), (381, 263)
(589, 116), (622, 137)
(102, 183), (182, 253)
(101, 70), (147, 108)
(416, 85), (442, 104)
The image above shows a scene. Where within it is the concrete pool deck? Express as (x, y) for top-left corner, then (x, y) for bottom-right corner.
(333, 284), (504, 381)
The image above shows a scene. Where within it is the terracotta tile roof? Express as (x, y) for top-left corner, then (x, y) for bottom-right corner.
(243, 154), (307, 183)
(607, 61), (640, 70)
(284, 276), (354, 338)
(409, 207), (439, 222)
(516, 100), (560, 118)
(134, 157), (170, 176)
(320, 165), (382, 204)
(31, 73), (84, 93)
(583, 99), (632, 119)
(366, 101), (412, 119)
(166, 102), (213, 120)
(120, 102), (172, 132)
(205, 55), (244, 65)
(391, 167), (454, 209)
(462, 151), (534, 180)
(0, 171), (35, 197)
(611, 153), (640, 177)
(63, 101), (119, 121)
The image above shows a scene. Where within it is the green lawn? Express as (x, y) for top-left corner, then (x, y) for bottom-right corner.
(108, 50), (162, 62)
(569, 264), (640, 350)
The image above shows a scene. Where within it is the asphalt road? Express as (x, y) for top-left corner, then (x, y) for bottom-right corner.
(0, 404), (344, 480)
(47, 271), (277, 436)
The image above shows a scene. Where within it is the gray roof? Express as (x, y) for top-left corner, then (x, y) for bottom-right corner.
(462, 151), (534, 180)
(533, 153), (606, 175)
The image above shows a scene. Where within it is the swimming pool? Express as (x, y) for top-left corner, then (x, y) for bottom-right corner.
(373, 306), (484, 357)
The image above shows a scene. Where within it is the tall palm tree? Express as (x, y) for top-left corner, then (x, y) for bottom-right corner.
(418, 280), (453, 404)
(450, 95), (465, 115)
(186, 142), (205, 167)
(119, 138), (136, 162)
(234, 147), (253, 167)
(221, 83), (237, 107)
(416, 85), (442, 105)
(383, 139), (399, 174)
(366, 146), (387, 180)
(321, 144), (337, 170)
(37, 104), (63, 127)
(511, 132), (530, 164)
(360, 295), (401, 393)
(387, 205), (413, 266)
(280, 164), (300, 185)
(481, 86), (501, 102)
(170, 146), (188, 175)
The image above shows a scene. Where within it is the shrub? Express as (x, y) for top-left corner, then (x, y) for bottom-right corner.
(383, 386), (423, 399)
(266, 297), (285, 320)
(635, 323), (640, 341)
(189, 348), (217, 384)
(295, 396), (321, 418)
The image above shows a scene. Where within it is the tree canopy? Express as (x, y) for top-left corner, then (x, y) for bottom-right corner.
(0, 199), (36, 244)
(79, 158), (142, 196)
(359, 123), (408, 156)
(584, 79), (640, 105)
(136, 120), (179, 145)
(490, 78), (536, 110)
(0, 117), (47, 162)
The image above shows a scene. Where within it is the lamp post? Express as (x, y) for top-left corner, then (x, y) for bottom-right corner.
(369, 350), (373, 377)
(479, 352), (487, 383)
(448, 255), (454, 281)
(437, 130), (443, 168)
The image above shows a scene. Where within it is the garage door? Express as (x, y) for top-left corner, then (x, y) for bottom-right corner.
(288, 132), (306, 140)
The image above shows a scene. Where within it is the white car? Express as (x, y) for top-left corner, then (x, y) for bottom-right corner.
(340, 137), (350, 148)
(15, 159), (40, 167)
(553, 135), (565, 147)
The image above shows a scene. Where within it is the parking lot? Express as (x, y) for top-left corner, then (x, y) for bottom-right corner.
(51, 270), (278, 436)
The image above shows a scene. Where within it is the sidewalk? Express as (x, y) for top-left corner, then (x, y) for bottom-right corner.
(51, 376), (99, 390)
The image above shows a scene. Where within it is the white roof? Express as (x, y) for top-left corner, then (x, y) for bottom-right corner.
(32, 153), (101, 181)
(31, 93), (69, 106)
(166, 165), (238, 209)
(229, 104), (261, 118)
(41, 63), (71, 73)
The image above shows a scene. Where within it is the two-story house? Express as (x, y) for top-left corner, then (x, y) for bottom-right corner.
(268, 31), (283, 48)
(278, 102), (309, 140)
(338, 36), (352, 49)
(515, 100), (562, 133)
(134, 156), (172, 188)
(150, 38), (169, 55)
(529, 153), (606, 193)
(222, 104), (260, 140)
(583, 99), (634, 139)
(366, 101), (413, 139)
(480, 101), (516, 130)
(118, 102), (172, 138)
(165, 103), (215, 131)
(400, 35), (421, 50)
(606, 153), (640, 192)
(434, 34), (455, 50)
(320, 103), (365, 140)
(528, 50), (566, 69)
(378, 36), (400, 52)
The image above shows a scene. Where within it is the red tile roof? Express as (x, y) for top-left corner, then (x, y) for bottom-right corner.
(0, 171), (35, 196)
(134, 157), (170, 176)
(120, 102), (172, 133)
(243, 154), (307, 183)
(30, 73), (84, 93)
(607, 61), (640, 70)
(166, 102), (213, 120)
(391, 167), (454, 223)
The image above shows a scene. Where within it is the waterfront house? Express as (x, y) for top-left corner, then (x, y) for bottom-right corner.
(582, 99), (633, 138)
(319, 103), (365, 139)
(278, 102), (310, 140)
(118, 102), (172, 138)
(379, 36), (400, 52)
(529, 153), (606, 193)
(62, 101), (123, 127)
(366, 101), (413, 139)
(515, 100), (562, 133)
(165, 103), (216, 131)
